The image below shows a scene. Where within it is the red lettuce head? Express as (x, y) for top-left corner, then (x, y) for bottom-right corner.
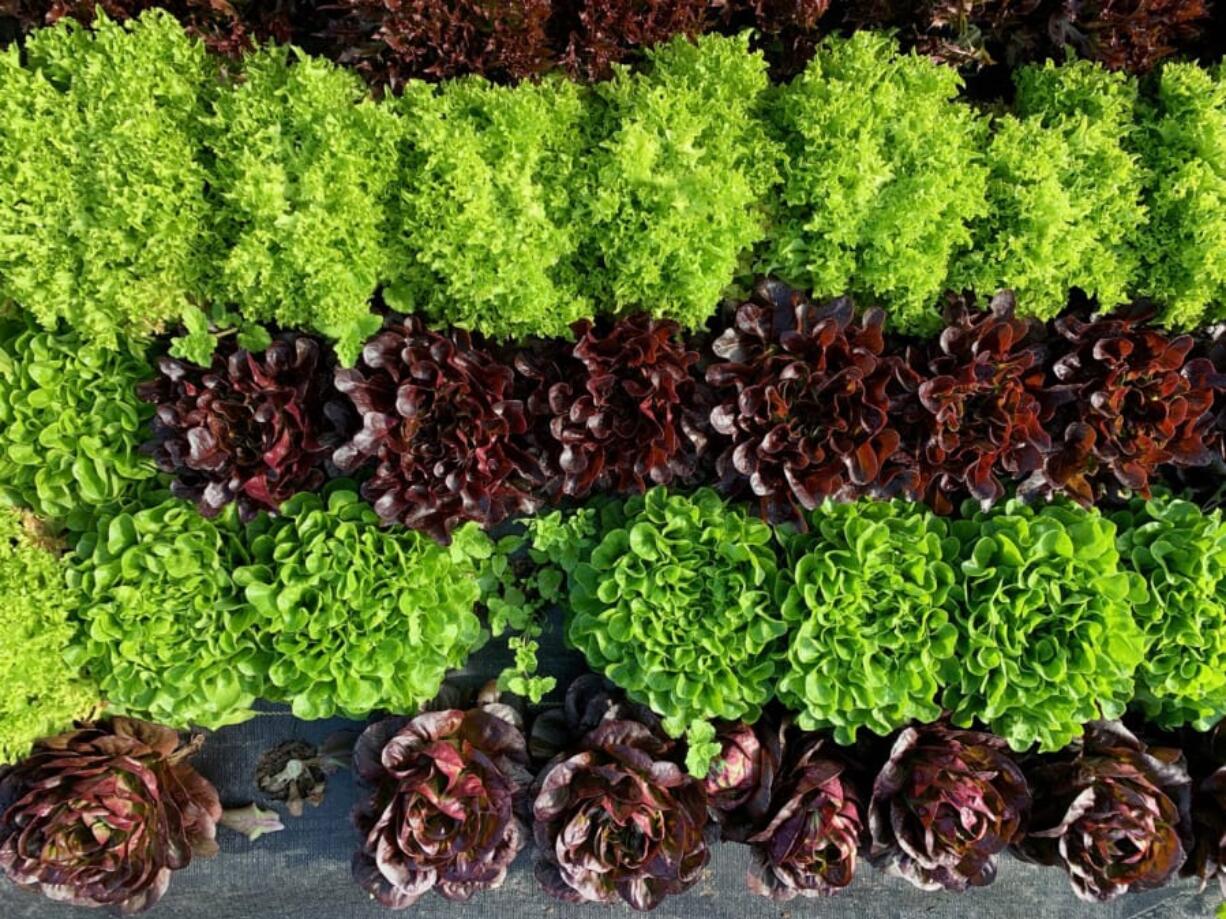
(869, 723), (1030, 891)
(706, 278), (919, 522)
(740, 727), (863, 900)
(0, 717), (221, 915)
(139, 333), (353, 522)
(333, 315), (542, 542)
(704, 719), (782, 841)
(1017, 720), (1191, 902)
(1177, 721), (1226, 895)
(1026, 304), (1219, 503)
(907, 292), (1053, 514)
(352, 705), (531, 909)
(516, 315), (709, 501)
(532, 717), (710, 911)
(557, 0), (710, 81)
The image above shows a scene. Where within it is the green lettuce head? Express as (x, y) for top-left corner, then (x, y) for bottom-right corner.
(564, 487), (785, 739)
(67, 495), (257, 730)
(776, 499), (960, 745)
(0, 317), (156, 531)
(1115, 495), (1226, 729)
(945, 498), (1147, 752)
(234, 485), (488, 720)
(0, 508), (97, 764)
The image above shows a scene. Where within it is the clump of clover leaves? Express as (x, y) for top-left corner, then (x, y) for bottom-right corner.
(234, 484), (489, 720)
(945, 498), (1148, 752)
(0, 508), (98, 765)
(67, 494), (259, 730)
(1114, 495), (1226, 729)
(531, 487), (785, 772)
(775, 499), (960, 745)
(0, 317), (157, 531)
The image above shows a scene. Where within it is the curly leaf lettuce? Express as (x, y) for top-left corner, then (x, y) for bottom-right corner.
(388, 75), (589, 340)
(955, 61), (1145, 319)
(765, 32), (987, 336)
(0, 11), (211, 346)
(208, 45), (397, 364)
(577, 32), (774, 330)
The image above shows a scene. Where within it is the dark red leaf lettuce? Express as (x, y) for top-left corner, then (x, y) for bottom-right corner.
(906, 292), (1053, 514)
(352, 705), (531, 909)
(333, 315), (542, 542)
(706, 278), (919, 522)
(1024, 304), (1220, 504)
(324, 0), (553, 90)
(139, 333), (353, 522)
(516, 315), (709, 501)
(554, 0), (709, 81)
(0, 718), (221, 915)
(532, 716), (709, 911)
(1016, 720), (1191, 902)
(869, 723), (1030, 891)
(3, 1), (299, 55)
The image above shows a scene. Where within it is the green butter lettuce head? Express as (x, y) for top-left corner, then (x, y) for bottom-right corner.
(955, 60), (1144, 320)
(1114, 495), (1226, 729)
(945, 498), (1147, 752)
(389, 75), (589, 340)
(764, 32), (987, 337)
(0, 317), (157, 531)
(67, 496), (258, 730)
(0, 11), (211, 346)
(578, 32), (773, 330)
(566, 487), (785, 737)
(0, 508), (97, 765)
(1137, 61), (1226, 328)
(776, 499), (960, 745)
(208, 44), (398, 364)
(234, 485), (487, 721)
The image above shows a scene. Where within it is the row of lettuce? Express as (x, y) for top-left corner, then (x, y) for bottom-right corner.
(5, 281), (1223, 546)
(1, 691), (1222, 912)
(3, 14), (1226, 364)
(5, 0), (1220, 86)
(8, 473), (1226, 778)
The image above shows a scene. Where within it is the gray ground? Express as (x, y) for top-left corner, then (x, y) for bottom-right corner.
(2, 632), (1222, 917)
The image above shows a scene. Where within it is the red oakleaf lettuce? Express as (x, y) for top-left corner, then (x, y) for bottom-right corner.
(333, 314), (542, 541)
(905, 292), (1053, 514)
(139, 333), (354, 522)
(706, 278), (919, 522)
(1024, 304), (1220, 503)
(516, 315), (710, 501)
